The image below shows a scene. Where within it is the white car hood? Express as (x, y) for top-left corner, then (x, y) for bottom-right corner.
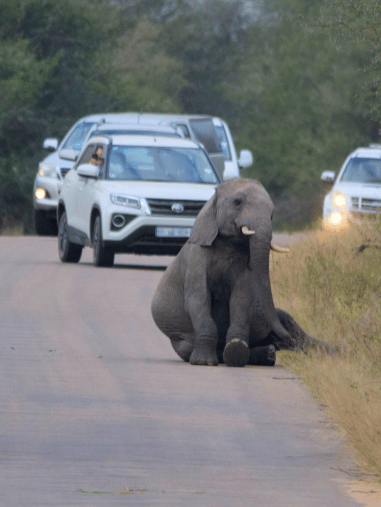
(102, 180), (217, 201)
(334, 182), (381, 199)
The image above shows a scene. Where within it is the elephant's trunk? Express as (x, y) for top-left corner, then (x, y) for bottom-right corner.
(248, 233), (291, 342)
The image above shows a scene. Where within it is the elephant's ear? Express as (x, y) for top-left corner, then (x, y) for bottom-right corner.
(189, 194), (218, 246)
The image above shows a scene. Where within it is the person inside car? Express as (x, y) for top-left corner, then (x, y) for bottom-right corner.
(89, 145), (105, 169)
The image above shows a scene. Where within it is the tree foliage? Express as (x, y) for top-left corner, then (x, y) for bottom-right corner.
(230, 4), (373, 191)
(0, 0), (380, 232)
(317, 0), (381, 121)
(160, 0), (252, 114)
(89, 19), (186, 112)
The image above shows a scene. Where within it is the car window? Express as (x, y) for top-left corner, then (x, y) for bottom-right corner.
(77, 145), (96, 166)
(77, 144), (106, 173)
(214, 125), (232, 161)
(340, 158), (381, 184)
(107, 145), (219, 184)
(61, 122), (96, 151)
(188, 118), (222, 154)
(173, 124), (190, 138)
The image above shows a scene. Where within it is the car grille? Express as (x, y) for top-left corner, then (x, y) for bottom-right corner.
(146, 198), (206, 216)
(351, 197), (381, 213)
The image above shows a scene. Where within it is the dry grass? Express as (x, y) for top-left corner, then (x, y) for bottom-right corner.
(0, 223), (24, 236)
(271, 219), (381, 477)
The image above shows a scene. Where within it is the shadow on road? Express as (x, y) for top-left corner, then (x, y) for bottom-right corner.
(79, 262), (169, 271)
(115, 263), (168, 271)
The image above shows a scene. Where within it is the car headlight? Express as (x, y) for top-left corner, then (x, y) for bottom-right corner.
(330, 212), (345, 225)
(110, 194), (141, 209)
(35, 188), (47, 200)
(38, 163), (57, 179)
(333, 193), (346, 207)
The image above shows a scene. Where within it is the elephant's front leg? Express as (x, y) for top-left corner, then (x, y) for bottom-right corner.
(185, 279), (219, 366)
(222, 284), (252, 367)
(188, 300), (219, 366)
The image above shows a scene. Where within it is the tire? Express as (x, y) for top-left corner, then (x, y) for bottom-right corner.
(58, 212), (83, 263)
(93, 215), (114, 267)
(34, 210), (58, 236)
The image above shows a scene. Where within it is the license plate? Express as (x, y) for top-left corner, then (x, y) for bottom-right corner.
(155, 227), (192, 238)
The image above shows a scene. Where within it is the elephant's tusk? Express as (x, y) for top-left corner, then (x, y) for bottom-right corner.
(242, 225), (255, 235)
(270, 241), (289, 253)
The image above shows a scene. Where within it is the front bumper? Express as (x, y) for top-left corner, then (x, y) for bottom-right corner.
(323, 190), (381, 228)
(33, 176), (62, 213)
(104, 225), (190, 255)
(103, 213), (196, 255)
(323, 209), (381, 229)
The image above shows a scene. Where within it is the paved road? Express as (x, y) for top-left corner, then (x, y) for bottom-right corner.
(0, 236), (363, 506)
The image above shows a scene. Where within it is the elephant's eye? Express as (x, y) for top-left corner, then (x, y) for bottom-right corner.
(233, 198), (242, 207)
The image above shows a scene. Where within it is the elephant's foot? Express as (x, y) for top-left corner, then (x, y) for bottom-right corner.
(223, 339), (250, 367)
(249, 344), (276, 366)
(189, 346), (219, 366)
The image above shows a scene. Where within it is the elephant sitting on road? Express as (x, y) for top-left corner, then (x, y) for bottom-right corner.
(151, 178), (337, 367)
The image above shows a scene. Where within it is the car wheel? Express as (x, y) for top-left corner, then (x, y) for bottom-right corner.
(93, 215), (114, 267)
(34, 210), (58, 236)
(58, 212), (83, 263)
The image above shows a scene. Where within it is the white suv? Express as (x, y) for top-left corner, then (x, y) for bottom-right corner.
(322, 145), (381, 228)
(57, 134), (220, 266)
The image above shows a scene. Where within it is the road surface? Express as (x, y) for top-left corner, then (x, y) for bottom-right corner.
(0, 236), (367, 506)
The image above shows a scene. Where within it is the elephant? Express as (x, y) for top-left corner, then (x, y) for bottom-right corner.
(151, 178), (338, 367)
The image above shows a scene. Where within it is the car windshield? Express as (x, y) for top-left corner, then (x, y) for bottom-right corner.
(107, 145), (219, 184)
(61, 122), (96, 151)
(340, 157), (381, 184)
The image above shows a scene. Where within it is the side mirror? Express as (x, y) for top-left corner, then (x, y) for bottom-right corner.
(238, 150), (253, 169)
(59, 149), (78, 161)
(43, 138), (59, 151)
(321, 170), (336, 183)
(77, 163), (99, 179)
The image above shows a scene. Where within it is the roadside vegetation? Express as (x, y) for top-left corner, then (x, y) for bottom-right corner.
(0, 223), (24, 236)
(1, 0), (381, 233)
(272, 219), (381, 478)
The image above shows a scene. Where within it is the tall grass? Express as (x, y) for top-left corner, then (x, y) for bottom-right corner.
(271, 219), (381, 477)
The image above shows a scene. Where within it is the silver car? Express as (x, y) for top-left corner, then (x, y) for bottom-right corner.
(322, 144), (381, 228)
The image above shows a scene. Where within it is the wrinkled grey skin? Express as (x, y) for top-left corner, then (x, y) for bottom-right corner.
(151, 178), (337, 367)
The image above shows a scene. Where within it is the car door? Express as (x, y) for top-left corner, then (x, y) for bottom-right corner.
(76, 143), (107, 238)
(68, 143), (105, 239)
(186, 118), (225, 179)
